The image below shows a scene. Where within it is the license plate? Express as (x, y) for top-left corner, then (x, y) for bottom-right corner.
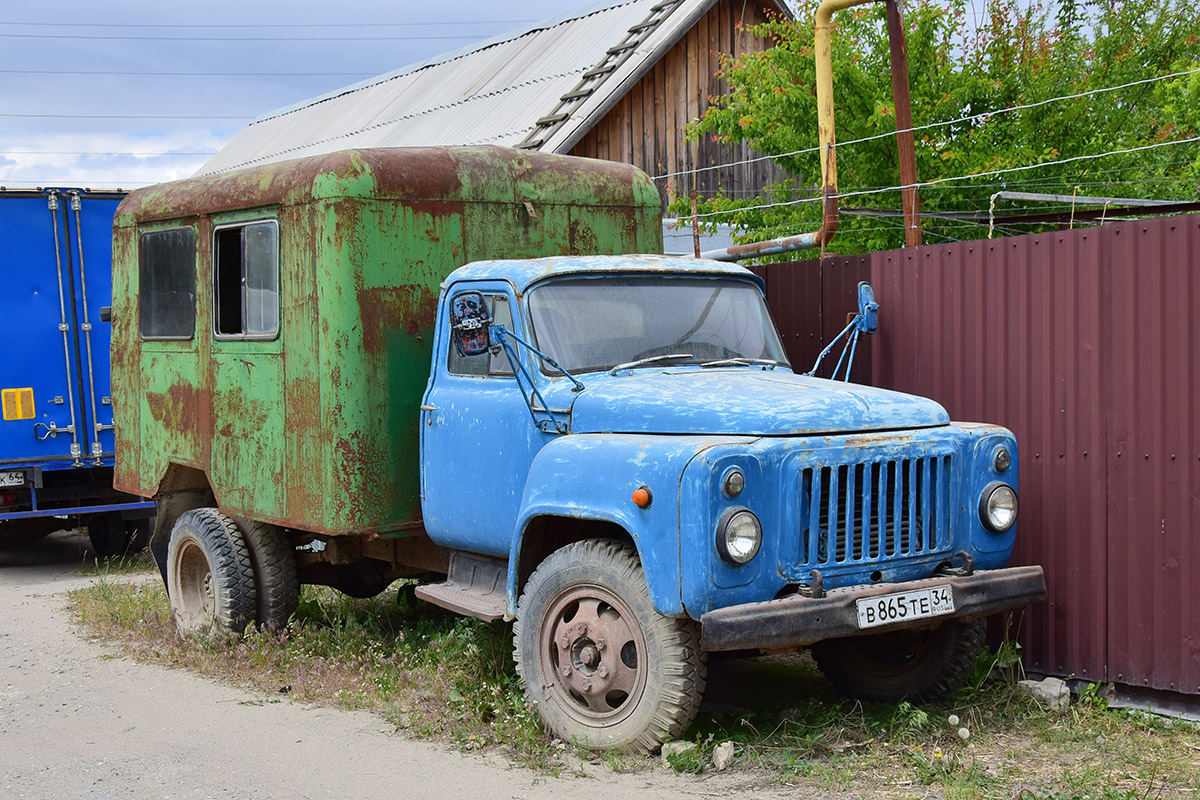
(0, 470), (26, 488)
(856, 585), (955, 629)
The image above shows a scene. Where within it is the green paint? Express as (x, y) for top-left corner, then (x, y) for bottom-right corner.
(112, 147), (663, 536)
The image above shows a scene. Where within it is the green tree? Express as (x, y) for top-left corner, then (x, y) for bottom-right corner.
(681, 0), (1200, 254)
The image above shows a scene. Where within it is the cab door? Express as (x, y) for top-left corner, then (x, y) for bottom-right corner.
(419, 283), (551, 555)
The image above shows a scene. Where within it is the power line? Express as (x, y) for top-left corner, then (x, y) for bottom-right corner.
(0, 20), (532, 28)
(653, 66), (1200, 181)
(0, 32), (491, 41)
(2, 69), (378, 76)
(2, 151), (216, 156)
(0, 113), (252, 120)
(690, 136), (1200, 220)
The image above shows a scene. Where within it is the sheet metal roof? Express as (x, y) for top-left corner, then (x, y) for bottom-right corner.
(199, 0), (786, 175)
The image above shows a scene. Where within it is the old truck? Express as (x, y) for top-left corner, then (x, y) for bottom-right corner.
(0, 187), (155, 555)
(110, 146), (1045, 752)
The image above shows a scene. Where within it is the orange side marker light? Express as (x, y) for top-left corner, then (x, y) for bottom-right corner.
(632, 486), (653, 508)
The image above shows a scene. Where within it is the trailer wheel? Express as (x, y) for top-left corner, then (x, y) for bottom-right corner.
(235, 518), (299, 630)
(166, 509), (256, 637)
(87, 513), (129, 559)
(88, 513), (153, 558)
(514, 540), (706, 753)
(811, 617), (986, 704)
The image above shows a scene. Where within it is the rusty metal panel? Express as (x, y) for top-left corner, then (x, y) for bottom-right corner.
(1103, 216), (1200, 695)
(113, 147), (663, 538)
(869, 232), (1110, 684)
(835, 215), (1200, 696)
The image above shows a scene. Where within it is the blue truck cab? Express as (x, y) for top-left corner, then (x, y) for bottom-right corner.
(0, 188), (154, 554)
(420, 254), (1045, 751)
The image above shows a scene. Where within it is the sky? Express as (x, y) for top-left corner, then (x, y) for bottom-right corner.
(0, 0), (584, 189)
(0, 0), (996, 191)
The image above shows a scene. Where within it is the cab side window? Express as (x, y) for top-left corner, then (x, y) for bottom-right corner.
(214, 220), (279, 339)
(139, 227), (196, 340)
(447, 295), (515, 377)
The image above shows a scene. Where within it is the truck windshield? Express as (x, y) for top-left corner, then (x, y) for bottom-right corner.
(527, 277), (788, 373)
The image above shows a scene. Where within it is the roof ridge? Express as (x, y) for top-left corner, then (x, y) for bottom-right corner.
(252, 0), (640, 125)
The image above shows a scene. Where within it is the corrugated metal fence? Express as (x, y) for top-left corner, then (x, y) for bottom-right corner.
(764, 213), (1200, 698)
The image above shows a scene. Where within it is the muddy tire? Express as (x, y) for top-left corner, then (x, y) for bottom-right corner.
(166, 509), (256, 637)
(235, 518), (299, 630)
(514, 539), (706, 753)
(811, 617), (986, 704)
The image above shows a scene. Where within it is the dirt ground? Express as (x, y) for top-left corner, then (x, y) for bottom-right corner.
(0, 530), (810, 800)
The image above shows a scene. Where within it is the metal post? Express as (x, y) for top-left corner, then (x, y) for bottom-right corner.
(885, 0), (922, 248)
(46, 192), (82, 465)
(690, 185), (701, 258)
(69, 192), (107, 462)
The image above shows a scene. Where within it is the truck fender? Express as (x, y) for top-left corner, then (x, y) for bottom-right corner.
(504, 435), (707, 619)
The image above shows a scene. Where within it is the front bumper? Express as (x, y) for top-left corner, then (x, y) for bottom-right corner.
(699, 565), (1046, 652)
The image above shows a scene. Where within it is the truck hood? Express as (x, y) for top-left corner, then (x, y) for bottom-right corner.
(568, 369), (949, 436)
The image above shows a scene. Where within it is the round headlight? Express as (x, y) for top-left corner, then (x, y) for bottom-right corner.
(716, 508), (762, 564)
(723, 468), (745, 497)
(979, 482), (1018, 533)
(993, 446), (1012, 472)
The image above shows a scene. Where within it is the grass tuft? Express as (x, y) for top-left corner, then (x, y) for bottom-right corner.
(69, 577), (1200, 796)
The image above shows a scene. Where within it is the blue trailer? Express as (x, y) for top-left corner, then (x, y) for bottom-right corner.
(0, 187), (155, 556)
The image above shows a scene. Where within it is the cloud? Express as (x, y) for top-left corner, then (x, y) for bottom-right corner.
(0, 130), (231, 188)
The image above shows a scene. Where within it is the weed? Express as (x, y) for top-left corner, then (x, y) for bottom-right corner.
(68, 581), (1200, 798)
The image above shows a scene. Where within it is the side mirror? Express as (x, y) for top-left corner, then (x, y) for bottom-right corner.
(99, 306), (113, 323)
(856, 282), (879, 335)
(449, 291), (491, 356)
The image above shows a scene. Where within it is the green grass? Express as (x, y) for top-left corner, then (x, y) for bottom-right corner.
(68, 575), (1200, 797)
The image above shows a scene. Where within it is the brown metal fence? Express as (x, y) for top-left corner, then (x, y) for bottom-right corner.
(764, 213), (1200, 699)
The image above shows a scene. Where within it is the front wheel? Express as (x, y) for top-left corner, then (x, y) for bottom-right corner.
(811, 617), (986, 704)
(514, 539), (706, 753)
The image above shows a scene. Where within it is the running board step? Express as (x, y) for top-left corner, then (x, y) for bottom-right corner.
(414, 551), (506, 622)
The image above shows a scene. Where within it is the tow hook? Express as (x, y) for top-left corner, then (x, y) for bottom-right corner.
(935, 550), (976, 577)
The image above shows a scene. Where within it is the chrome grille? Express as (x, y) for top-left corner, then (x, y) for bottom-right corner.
(799, 455), (953, 566)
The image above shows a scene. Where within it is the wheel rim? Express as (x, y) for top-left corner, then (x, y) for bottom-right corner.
(538, 583), (648, 728)
(173, 538), (216, 631)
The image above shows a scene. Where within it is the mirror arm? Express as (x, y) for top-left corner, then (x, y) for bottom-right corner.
(493, 326), (585, 393)
(492, 326), (583, 435)
(804, 281), (880, 382)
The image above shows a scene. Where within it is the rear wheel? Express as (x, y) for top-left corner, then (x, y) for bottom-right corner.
(811, 617), (986, 703)
(235, 518), (299, 630)
(166, 509), (256, 637)
(514, 540), (705, 753)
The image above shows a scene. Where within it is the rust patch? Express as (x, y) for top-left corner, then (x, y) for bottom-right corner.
(356, 285), (440, 354)
(333, 431), (392, 530)
(145, 382), (202, 434)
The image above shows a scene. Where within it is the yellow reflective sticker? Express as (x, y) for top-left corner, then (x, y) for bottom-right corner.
(2, 388), (35, 421)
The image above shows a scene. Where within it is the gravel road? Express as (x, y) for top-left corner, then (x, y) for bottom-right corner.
(0, 530), (793, 800)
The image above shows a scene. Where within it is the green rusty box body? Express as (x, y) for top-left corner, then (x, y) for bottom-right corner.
(111, 147), (663, 536)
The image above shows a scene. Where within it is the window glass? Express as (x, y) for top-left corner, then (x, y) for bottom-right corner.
(214, 220), (279, 339)
(527, 277), (788, 373)
(139, 227), (196, 339)
(447, 294), (515, 376)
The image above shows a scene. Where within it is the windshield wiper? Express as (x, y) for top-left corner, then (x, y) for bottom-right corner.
(699, 357), (782, 369)
(608, 353), (694, 375)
